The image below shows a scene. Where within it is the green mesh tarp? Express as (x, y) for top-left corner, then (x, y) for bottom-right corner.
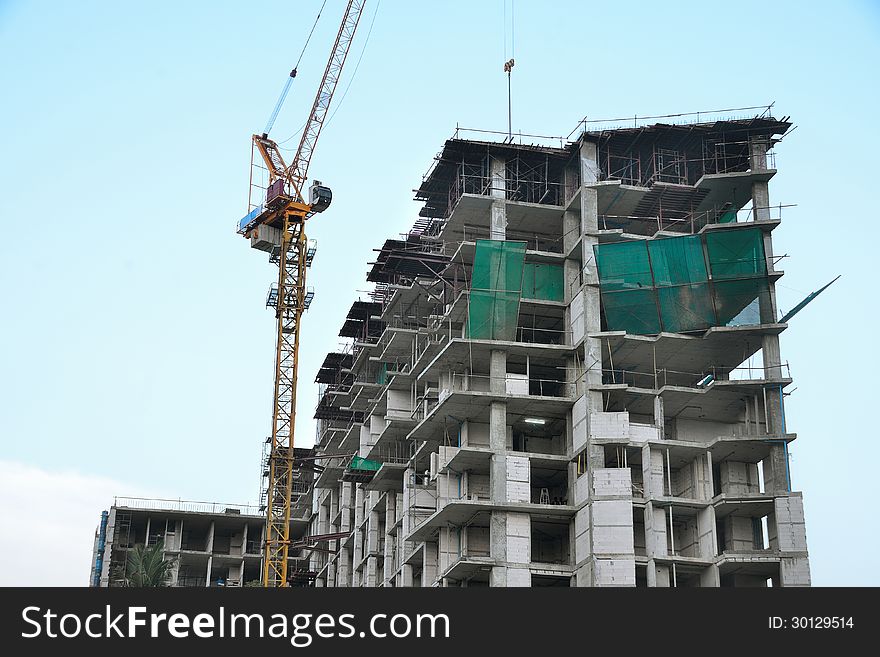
(522, 262), (564, 301)
(706, 228), (766, 279)
(595, 241), (658, 334)
(350, 456), (382, 472)
(595, 240), (653, 292)
(467, 240), (526, 340)
(594, 228), (771, 335)
(649, 236), (712, 332)
(718, 209), (737, 224)
(648, 236), (707, 286)
(713, 278), (772, 326)
(602, 289), (662, 335)
(658, 284), (715, 332)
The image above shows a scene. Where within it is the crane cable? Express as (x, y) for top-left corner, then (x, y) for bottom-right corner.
(503, 0), (515, 60)
(278, 0), (381, 151)
(263, 0), (329, 136)
(503, 0), (516, 141)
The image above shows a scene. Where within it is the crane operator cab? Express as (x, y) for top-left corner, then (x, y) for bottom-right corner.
(309, 180), (332, 213)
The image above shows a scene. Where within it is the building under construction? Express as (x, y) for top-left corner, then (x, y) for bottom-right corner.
(298, 110), (811, 588)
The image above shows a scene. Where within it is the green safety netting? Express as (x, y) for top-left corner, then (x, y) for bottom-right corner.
(594, 228), (772, 335)
(658, 284), (716, 332)
(705, 228), (766, 279)
(467, 240), (526, 340)
(713, 278), (772, 326)
(648, 236), (708, 286)
(601, 289), (662, 335)
(350, 456), (382, 471)
(522, 262), (564, 301)
(595, 240), (653, 292)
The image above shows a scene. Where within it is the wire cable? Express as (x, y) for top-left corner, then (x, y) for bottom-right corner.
(279, 0), (380, 150)
(263, 0), (329, 136)
(324, 0), (381, 129)
(296, 0), (329, 72)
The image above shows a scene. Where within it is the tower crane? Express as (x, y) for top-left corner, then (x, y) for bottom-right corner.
(237, 0), (367, 587)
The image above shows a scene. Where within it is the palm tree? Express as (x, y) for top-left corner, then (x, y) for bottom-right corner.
(115, 541), (176, 587)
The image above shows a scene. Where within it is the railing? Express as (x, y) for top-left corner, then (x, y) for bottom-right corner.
(596, 204), (794, 237)
(414, 373), (570, 421)
(317, 418), (352, 444)
(445, 165), (566, 218)
(382, 315), (431, 331)
(445, 225), (565, 255)
(176, 575), (207, 588)
(566, 104), (777, 140)
(114, 497), (260, 516)
(513, 325), (570, 345)
(598, 363), (791, 389)
(452, 125), (569, 148)
(445, 372), (569, 397)
(369, 440), (415, 465)
(180, 538), (209, 552)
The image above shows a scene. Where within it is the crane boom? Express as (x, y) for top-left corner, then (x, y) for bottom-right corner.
(239, 0), (366, 588)
(286, 3), (364, 201)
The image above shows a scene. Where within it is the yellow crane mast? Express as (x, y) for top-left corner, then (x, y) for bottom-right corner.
(237, 0), (367, 588)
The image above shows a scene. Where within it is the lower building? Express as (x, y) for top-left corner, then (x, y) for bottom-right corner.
(89, 497), (308, 587)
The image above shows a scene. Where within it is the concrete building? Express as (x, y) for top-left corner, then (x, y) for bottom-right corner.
(303, 111), (811, 588)
(89, 496), (310, 587)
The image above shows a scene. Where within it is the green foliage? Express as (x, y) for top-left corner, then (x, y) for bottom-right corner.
(114, 541), (177, 587)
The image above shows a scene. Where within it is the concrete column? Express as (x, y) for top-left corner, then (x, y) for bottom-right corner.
(489, 349), (508, 503)
(576, 152), (605, 587)
(326, 560), (336, 587)
(423, 542), (438, 586)
(333, 490), (352, 587)
(490, 155), (506, 240)
(365, 555), (378, 588)
(489, 512), (531, 587)
(329, 488), (339, 533)
(337, 545), (351, 587)
(747, 136), (788, 494)
(590, 468), (635, 586)
(700, 564), (720, 588)
(697, 507), (717, 561)
(749, 136), (771, 220)
(206, 520), (215, 555)
(775, 494), (810, 586)
(644, 501), (667, 558)
(368, 508), (380, 556)
(580, 181), (603, 420)
(489, 349), (507, 394)
(580, 140), (600, 186)
(340, 482), (352, 532)
(653, 395), (665, 438)
(400, 563), (413, 587)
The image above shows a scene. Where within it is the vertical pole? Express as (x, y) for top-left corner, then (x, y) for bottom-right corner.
(507, 71), (512, 142)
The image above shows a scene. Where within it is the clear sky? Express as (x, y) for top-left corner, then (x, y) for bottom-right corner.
(1, 0), (878, 586)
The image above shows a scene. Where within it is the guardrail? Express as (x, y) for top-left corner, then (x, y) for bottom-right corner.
(113, 497), (261, 516)
(598, 363), (791, 389)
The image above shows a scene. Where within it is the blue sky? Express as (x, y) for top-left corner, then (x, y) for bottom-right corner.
(1, 0), (878, 585)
